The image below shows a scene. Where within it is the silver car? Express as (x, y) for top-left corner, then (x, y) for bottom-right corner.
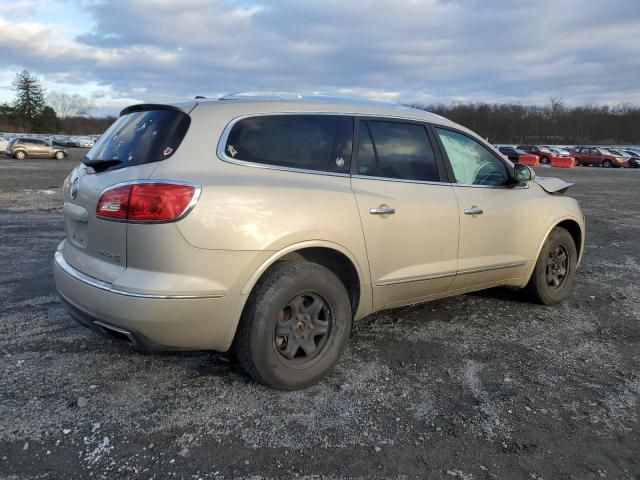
(54, 93), (585, 390)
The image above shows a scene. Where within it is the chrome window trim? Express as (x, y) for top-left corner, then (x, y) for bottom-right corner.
(216, 112), (354, 178)
(216, 113), (529, 189)
(351, 174), (452, 187)
(374, 261), (527, 287)
(96, 179), (202, 224)
(54, 251), (224, 299)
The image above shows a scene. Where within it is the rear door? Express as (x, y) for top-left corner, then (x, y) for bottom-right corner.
(351, 118), (459, 308)
(61, 104), (194, 283)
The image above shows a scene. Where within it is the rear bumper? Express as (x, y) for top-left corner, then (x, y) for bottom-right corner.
(53, 251), (243, 352)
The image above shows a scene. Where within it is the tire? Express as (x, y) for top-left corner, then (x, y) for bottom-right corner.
(574, 158), (581, 166)
(540, 156), (550, 165)
(234, 261), (352, 390)
(55, 151), (65, 160)
(524, 227), (577, 305)
(14, 150), (26, 160)
(602, 159), (612, 168)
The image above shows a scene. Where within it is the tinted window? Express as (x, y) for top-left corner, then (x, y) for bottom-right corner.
(83, 108), (191, 172)
(225, 115), (352, 173)
(357, 120), (439, 182)
(435, 128), (510, 186)
(356, 123), (377, 176)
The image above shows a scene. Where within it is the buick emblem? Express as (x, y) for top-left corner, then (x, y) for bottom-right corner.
(70, 177), (79, 200)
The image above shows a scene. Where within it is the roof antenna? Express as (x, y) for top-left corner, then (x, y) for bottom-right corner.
(194, 95), (206, 99)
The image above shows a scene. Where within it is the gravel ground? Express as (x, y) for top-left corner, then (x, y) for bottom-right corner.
(1, 151), (639, 479)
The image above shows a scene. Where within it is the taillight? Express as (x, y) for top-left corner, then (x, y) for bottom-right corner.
(96, 182), (198, 222)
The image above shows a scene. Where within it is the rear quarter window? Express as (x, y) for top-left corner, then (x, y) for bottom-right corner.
(223, 114), (353, 173)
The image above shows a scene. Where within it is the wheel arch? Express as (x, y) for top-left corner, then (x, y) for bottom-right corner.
(240, 241), (366, 318)
(521, 216), (584, 288)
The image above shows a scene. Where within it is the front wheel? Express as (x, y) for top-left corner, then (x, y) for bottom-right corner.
(55, 151), (65, 160)
(234, 261), (352, 390)
(602, 159), (612, 168)
(540, 156), (550, 165)
(524, 227), (577, 305)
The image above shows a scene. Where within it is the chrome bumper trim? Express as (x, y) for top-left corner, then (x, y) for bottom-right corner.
(54, 251), (224, 300)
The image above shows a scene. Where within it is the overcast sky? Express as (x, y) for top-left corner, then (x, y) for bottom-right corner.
(1, 0), (639, 115)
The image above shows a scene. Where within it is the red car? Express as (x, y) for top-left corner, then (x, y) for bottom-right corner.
(570, 146), (628, 168)
(516, 145), (554, 164)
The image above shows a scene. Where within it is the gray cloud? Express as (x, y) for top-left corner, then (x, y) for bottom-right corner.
(1, 0), (639, 113)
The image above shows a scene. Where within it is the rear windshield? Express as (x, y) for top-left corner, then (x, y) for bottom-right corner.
(83, 108), (190, 172)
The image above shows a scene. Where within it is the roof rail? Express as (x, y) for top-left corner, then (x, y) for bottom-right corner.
(219, 91), (304, 101)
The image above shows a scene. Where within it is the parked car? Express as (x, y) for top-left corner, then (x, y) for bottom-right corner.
(498, 146), (539, 164)
(620, 149), (640, 168)
(546, 147), (572, 157)
(75, 136), (96, 148)
(5, 137), (68, 160)
(53, 94), (585, 390)
(0, 135), (10, 153)
(516, 145), (555, 164)
(570, 146), (628, 168)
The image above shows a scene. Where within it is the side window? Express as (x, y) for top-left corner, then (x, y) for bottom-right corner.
(435, 128), (510, 186)
(357, 120), (440, 182)
(224, 115), (352, 173)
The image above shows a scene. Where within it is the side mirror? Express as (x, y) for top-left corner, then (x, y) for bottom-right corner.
(514, 164), (535, 183)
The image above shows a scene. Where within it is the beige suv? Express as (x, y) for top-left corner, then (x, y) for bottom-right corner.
(53, 94), (585, 390)
(7, 137), (67, 159)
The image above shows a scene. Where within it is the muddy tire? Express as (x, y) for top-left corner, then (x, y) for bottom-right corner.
(234, 261), (352, 390)
(524, 227), (577, 305)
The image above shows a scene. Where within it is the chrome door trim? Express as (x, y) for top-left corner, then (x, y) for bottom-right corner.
(457, 261), (527, 276)
(374, 260), (527, 287)
(374, 271), (456, 287)
(54, 252), (225, 299)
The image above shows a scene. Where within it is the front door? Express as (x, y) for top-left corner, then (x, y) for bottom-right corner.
(351, 119), (459, 308)
(433, 127), (536, 290)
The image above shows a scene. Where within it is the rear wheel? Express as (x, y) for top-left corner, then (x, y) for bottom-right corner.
(602, 159), (612, 168)
(524, 227), (577, 305)
(234, 261), (352, 390)
(14, 150), (26, 160)
(540, 156), (550, 164)
(574, 158), (581, 166)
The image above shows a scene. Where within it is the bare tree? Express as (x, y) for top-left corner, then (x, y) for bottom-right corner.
(47, 92), (94, 118)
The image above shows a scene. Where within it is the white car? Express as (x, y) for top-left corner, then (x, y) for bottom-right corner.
(0, 136), (10, 153)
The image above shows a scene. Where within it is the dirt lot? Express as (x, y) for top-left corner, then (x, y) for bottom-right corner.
(1, 150), (639, 479)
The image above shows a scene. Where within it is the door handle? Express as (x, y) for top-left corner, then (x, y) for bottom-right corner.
(370, 206), (395, 215)
(464, 206), (483, 215)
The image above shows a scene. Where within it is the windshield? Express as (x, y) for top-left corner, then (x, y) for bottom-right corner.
(83, 108), (190, 172)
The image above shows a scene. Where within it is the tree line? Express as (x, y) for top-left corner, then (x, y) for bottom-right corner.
(0, 70), (115, 135)
(3, 70), (639, 144)
(410, 99), (640, 145)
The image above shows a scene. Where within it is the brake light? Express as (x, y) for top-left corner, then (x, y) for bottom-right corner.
(96, 182), (198, 222)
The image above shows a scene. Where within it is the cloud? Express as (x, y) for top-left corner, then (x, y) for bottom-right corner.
(0, 0), (639, 114)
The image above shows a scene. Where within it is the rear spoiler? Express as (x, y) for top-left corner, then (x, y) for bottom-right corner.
(120, 101), (198, 117)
